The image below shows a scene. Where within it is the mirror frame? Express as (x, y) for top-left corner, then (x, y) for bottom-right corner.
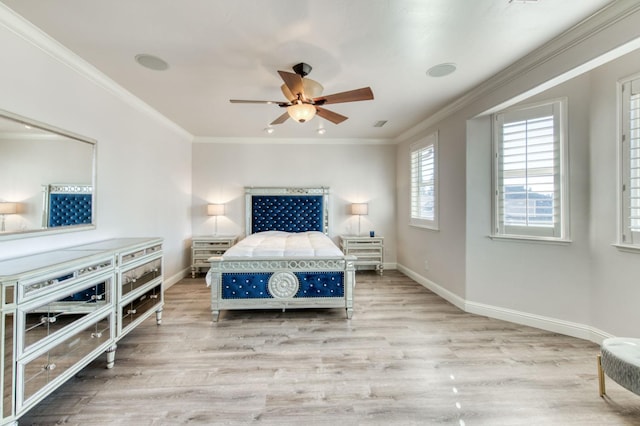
(0, 109), (97, 241)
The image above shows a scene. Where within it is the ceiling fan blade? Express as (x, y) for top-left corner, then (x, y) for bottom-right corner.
(270, 111), (290, 125)
(313, 87), (374, 105)
(278, 71), (305, 99)
(316, 107), (348, 124)
(230, 99), (289, 105)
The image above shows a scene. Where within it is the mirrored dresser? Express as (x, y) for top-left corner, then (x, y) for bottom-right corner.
(0, 238), (163, 425)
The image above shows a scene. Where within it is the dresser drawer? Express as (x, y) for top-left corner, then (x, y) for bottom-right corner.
(119, 243), (162, 267)
(120, 257), (162, 299)
(18, 315), (112, 409)
(20, 273), (113, 354)
(120, 283), (162, 335)
(19, 256), (114, 303)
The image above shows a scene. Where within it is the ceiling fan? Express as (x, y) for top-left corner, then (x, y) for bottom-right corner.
(230, 62), (374, 126)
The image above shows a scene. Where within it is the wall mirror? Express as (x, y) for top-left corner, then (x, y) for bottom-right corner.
(0, 109), (96, 240)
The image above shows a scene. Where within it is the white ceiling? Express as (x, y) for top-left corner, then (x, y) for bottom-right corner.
(1, 0), (613, 141)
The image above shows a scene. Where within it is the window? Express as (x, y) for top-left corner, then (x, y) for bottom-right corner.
(493, 100), (568, 240)
(410, 131), (438, 229)
(621, 77), (640, 246)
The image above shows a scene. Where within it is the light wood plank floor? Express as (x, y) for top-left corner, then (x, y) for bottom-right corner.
(19, 271), (640, 425)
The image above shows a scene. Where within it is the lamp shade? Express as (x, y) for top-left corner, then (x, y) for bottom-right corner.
(0, 202), (17, 214)
(207, 204), (225, 216)
(287, 103), (316, 123)
(351, 203), (368, 215)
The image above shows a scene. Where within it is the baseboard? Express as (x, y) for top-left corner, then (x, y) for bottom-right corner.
(164, 267), (190, 289)
(383, 262), (397, 270)
(465, 300), (613, 344)
(396, 263), (613, 344)
(396, 264), (466, 311)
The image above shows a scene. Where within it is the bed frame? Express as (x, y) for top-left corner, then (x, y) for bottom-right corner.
(208, 187), (356, 322)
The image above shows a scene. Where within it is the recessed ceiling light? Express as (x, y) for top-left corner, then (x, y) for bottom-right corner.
(317, 127), (326, 135)
(426, 63), (457, 78)
(373, 120), (388, 128)
(264, 127), (274, 134)
(135, 54), (169, 71)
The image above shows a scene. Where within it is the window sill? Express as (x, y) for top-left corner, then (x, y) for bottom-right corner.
(612, 243), (640, 254)
(410, 223), (439, 232)
(489, 234), (572, 245)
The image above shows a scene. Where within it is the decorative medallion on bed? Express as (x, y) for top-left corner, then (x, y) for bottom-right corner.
(207, 187), (355, 321)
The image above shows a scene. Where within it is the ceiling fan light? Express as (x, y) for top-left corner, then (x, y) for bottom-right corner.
(287, 103), (316, 123)
(303, 78), (323, 98)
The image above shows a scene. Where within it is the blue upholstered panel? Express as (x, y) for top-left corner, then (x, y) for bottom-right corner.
(222, 273), (271, 299)
(297, 272), (344, 297)
(222, 272), (344, 299)
(49, 193), (92, 227)
(251, 195), (323, 234)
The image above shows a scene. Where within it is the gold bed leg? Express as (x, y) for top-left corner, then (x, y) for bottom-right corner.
(597, 354), (606, 397)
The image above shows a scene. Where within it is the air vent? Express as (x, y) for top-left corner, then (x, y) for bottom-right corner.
(373, 120), (388, 128)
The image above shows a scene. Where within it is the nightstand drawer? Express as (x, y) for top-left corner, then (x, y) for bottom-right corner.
(193, 241), (234, 250)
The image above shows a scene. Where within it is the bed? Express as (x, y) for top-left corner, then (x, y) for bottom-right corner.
(206, 187), (356, 322)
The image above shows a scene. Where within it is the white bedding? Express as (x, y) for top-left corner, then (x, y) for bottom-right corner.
(223, 231), (343, 258)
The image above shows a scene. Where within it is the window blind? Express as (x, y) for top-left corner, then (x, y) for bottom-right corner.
(494, 101), (564, 238)
(622, 77), (640, 244)
(410, 132), (438, 229)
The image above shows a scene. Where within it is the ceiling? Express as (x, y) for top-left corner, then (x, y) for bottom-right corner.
(1, 0), (614, 141)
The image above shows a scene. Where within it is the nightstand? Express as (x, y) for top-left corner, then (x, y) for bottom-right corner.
(339, 235), (384, 275)
(191, 235), (237, 278)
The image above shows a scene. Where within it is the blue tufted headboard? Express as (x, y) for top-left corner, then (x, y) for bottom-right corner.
(245, 187), (329, 235)
(43, 184), (93, 228)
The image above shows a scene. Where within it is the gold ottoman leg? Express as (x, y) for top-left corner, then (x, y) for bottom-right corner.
(597, 354), (606, 397)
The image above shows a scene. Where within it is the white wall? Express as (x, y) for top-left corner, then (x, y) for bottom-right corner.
(466, 75), (593, 328)
(588, 50), (640, 337)
(0, 11), (193, 284)
(395, 4), (640, 340)
(192, 141), (397, 266)
(396, 122), (467, 299)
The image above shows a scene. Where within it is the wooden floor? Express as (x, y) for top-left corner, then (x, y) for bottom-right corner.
(19, 271), (640, 425)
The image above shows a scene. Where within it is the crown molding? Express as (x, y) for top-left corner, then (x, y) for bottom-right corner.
(0, 4), (193, 141)
(193, 136), (393, 145)
(395, 0), (640, 144)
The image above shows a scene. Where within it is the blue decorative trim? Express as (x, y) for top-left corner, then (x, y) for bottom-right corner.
(221, 271), (344, 299)
(49, 193), (92, 227)
(251, 195), (323, 234)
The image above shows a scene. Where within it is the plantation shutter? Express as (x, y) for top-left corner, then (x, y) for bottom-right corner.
(622, 78), (640, 245)
(495, 102), (562, 238)
(410, 132), (438, 228)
